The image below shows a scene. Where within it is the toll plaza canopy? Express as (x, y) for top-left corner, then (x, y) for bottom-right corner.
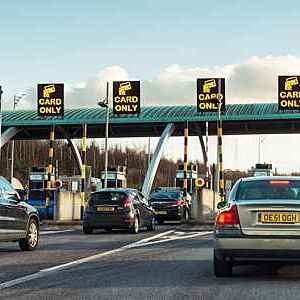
(4, 102), (300, 140)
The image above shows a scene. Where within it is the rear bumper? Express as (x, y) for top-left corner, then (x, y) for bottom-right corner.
(215, 236), (300, 262)
(83, 212), (135, 229)
(154, 207), (183, 221)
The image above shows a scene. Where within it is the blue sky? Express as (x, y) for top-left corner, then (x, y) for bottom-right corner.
(1, 0), (299, 94)
(2, 0), (300, 172)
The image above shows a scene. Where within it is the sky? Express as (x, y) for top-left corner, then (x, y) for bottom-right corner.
(1, 0), (300, 173)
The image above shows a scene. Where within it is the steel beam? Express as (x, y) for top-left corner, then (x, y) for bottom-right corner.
(142, 123), (175, 197)
(67, 139), (83, 173)
(198, 136), (208, 165)
(1, 127), (20, 148)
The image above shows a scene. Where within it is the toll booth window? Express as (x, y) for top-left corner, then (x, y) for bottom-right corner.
(29, 190), (44, 201)
(29, 181), (43, 190)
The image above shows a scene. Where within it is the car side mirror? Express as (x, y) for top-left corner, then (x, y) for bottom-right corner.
(217, 201), (227, 209)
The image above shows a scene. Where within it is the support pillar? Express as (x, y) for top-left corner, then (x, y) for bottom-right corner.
(141, 123), (175, 197)
(81, 124), (87, 218)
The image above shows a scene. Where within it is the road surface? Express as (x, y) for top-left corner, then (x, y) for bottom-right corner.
(1, 225), (300, 299)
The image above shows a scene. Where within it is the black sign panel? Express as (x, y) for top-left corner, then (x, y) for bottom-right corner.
(37, 83), (64, 117)
(113, 81), (140, 114)
(278, 76), (300, 110)
(197, 78), (225, 112)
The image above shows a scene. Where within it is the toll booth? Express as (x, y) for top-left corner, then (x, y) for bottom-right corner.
(100, 166), (127, 188)
(28, 167), (55, 190)
(249, 163), (273, 177)
(27, 167), (57, 220)
(175, 164), (198, 194)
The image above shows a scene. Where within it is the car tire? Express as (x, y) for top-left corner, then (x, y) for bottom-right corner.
(147, 217), (156, 231)
(130, 216), (139, 234)
(214, 252), (233, 277)
(83, 226), (93, 234)
(19, 218), (39, 251)
(158, 220), (164, 225)
(105, 227), (112, 233)
(183, 208), (189, 221)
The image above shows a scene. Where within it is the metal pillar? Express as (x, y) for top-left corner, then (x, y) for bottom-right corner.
(67, 139), (83, 173)
(183, 121), (189, 220)
(81, 124), (87, 218)
(199, 135), (210, 188)
(217, 103), (225, 203)
(47, 125), (55, 189)
(0, 127), (20, 148)
(104, 82), (109, 188)
(141, 123), (175, 197)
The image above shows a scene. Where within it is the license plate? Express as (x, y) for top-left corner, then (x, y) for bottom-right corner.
(258, 212), (299, 224)
(155, 211), (167, 215)
(96, 206), (114, 212)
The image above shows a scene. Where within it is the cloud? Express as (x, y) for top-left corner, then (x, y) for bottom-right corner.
(15, 55), (300, 109)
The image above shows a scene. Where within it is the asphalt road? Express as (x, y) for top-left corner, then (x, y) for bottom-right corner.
(2, 225), (300, 299)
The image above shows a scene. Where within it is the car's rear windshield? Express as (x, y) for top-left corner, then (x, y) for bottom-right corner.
(236, 180), (300, 201)
(150, 191), (181, 202)
(89, 192), (127, 206)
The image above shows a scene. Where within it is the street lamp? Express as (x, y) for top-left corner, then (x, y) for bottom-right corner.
(258, 136), (267, 164)
(11, 92), (27, 182)
(97, 82), (109, 188)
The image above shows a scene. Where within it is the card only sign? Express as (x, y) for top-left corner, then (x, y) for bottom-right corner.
(113, 81), (140, 114)
(197, 78), (225, 112)
(37, 83), (64, 117)
(278, 76), (300, 110)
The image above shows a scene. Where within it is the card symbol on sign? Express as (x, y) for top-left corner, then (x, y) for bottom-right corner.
(43, 84), (56, 97)
(285, 77), (299, 90)
(119, 82), (132, 95)
(203, 79), (216, 93)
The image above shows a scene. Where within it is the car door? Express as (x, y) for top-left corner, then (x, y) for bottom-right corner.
(0, 195), (9, 241)
(0, 178), (27, 237)
(132, 192), (146, 227)
(138, 192), (153, 224)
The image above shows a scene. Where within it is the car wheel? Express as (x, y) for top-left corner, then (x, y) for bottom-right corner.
(105, 227), (112, 233)
(19, 218), (39, 251)
(158, 220), (164, 225)
(83, 225), (93, 234)
(214, 251), (233, 277)
(184, 208), (189, 221)
(130, 216), (139, 234)
(147, 217), (156, 231)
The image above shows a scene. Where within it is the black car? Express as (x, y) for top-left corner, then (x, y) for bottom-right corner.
(150, 189), (190, 224)
(0, 176), (40, 251)
(83, 188), (156, 234)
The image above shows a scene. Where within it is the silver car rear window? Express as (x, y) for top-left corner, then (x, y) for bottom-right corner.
(236, 180), (300, 200)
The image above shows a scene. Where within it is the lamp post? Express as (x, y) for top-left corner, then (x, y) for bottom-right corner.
(258, 136), (267, 164)
(10, 92), (27, 182)
(98, 82), (110, 188)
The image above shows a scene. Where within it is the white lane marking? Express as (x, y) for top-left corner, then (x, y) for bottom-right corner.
(131, 231), (213, 248)
(40, 229), (75, 235)
(0, 229), (174, 290)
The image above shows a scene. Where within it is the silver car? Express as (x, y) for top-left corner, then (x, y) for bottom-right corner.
(214, 176), (300, 277)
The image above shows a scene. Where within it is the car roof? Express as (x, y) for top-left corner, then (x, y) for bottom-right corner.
(240, 176), (300, 182)
(91, 188), (137, 194)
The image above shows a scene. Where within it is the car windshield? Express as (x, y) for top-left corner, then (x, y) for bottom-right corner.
(89, 192), (127, 206)
(236, 180), (300, 201)
(150, 191), (181, 202)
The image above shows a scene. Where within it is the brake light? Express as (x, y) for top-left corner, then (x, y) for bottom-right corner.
(270, 180), (290, 185)
(172, 200), (182, 207)
(216, 204), (240, 226)
(123, 196), (133, 208)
